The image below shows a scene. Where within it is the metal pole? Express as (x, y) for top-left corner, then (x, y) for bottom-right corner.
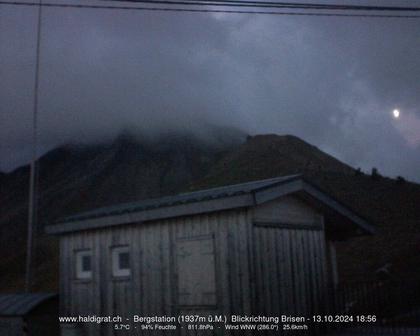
(25, 0), (42, 293)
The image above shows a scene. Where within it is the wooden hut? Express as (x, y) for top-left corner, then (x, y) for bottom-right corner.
(46, 175), (374, 335)
(0, 293), (58, 336)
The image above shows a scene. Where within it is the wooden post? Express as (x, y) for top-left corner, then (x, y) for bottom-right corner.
(25, 0), (43, 293)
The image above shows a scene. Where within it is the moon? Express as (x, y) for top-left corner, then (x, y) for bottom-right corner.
(393, 109), (400, 119)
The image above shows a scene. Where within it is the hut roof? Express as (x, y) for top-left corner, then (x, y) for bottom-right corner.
(0, 293), (57, 316)
(46, 175), (374, 235)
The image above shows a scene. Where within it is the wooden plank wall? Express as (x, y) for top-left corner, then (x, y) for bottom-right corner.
(250, 196), (328, 335)
(60, 209), (252, 336)
(252, 227), (327, 315)
(59, 195), (329, 336)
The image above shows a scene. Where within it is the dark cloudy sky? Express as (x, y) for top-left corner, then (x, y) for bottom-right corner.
(1, 0), (420, 182)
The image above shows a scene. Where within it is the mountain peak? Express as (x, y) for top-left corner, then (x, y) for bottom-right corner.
(245, 134), (318, 148)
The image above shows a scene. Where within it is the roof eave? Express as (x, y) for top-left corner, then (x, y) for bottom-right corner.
(0, 293), (57, 316)
(46, 175), (375, 235)
(46, 193), (254, 235)
(301, 180), (376, 234)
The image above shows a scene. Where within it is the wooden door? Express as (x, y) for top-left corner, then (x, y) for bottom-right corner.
(175, 235), (220, 336)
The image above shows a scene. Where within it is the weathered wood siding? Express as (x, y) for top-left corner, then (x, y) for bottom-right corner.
(252, 195), (322, 224)
(250, 195), (327, 332)
(60, 209), (252, 335)
(59, 195), (328, 335)
(252, 228), (327, 313)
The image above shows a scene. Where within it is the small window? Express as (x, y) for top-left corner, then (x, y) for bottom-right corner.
(75, 250), (92, 279)
(112, 246), (131, 277)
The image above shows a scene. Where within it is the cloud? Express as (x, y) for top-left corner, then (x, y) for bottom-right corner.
(393, 111), (420, 148)
(1, 2), (419, 181)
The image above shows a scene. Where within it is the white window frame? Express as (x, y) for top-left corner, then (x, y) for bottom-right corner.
(111, 246), (131, 277)
(75, 250), (92, 280)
